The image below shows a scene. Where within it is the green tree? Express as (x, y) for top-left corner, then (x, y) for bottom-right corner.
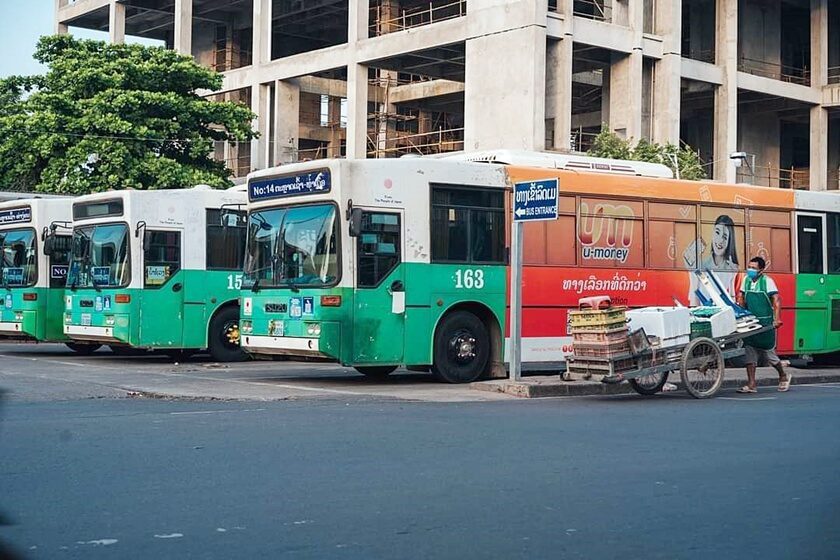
(0, 35), (257, 194)
(587, 128), (707, 181)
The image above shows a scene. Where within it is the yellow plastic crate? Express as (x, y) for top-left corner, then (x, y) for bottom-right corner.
(568, 307), (627, 331)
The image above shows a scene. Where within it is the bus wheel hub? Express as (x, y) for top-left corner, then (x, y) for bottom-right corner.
(225, 323), (240, 346)
(449, 333), (476, 363)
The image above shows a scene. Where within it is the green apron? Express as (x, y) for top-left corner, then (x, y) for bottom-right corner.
(743, 275), (776, 350)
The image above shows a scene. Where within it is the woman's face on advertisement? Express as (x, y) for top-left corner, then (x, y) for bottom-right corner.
(713, 224), (729, 257)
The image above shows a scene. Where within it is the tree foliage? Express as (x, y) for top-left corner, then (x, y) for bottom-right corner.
(588, 128), (707, 181)
(0, 35), (257, 194)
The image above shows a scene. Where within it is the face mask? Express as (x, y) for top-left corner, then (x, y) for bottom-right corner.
(746, 269), (759, 280)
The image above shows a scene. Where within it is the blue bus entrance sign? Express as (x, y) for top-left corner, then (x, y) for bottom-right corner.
(513, 179), (559, 222)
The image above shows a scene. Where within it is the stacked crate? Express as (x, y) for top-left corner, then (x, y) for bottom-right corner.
(566, 307), (633, 379)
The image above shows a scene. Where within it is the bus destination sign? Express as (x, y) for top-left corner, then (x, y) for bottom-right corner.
(513, 179), (559, 222)
(249, 171), (331, 201)
(0, 207), (32, 225)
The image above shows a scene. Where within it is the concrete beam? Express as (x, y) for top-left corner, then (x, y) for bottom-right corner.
(174, 0), (192, 55)
(681, 58), (724, 86)
(356, 17), (468, 63)
(56, 0), (110, 24)
(736, 72), (822, 105)
(572, 18), (635, 54)
(388, 80), (465, 103)
(109, 0), (125, 44)
(823, 85), (840, 107)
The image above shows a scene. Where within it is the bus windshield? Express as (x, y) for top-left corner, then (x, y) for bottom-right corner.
(243, 204), (338, 289)
(0, 228), (36, 287)
(67, 223), (131, 288)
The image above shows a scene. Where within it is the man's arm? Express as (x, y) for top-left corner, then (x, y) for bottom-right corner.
(771, 293), (782, 328)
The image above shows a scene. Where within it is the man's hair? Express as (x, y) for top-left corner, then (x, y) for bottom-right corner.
(749, 256), (766, 270)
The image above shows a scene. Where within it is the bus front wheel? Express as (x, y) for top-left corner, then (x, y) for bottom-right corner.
(65, 342), (102, 355)
(432, 311), (490, 384)
(208, 306), (247, 363)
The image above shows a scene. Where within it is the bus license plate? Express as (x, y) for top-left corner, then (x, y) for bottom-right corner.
(81, 313), (92, 326)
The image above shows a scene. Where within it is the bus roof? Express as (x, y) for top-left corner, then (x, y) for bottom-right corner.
(440, 150), (675, 179)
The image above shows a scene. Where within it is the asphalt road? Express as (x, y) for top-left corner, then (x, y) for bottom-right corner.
(2, 383), (840, 559)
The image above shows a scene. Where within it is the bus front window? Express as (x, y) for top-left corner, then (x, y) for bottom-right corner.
(0, 229), (36, 287)
(243, 204), (338, 289)
(67, 224), (130, 288)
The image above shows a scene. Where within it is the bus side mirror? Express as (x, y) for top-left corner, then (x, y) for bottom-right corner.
(349, 208), (363, 238)
(43, 235), (54, 256)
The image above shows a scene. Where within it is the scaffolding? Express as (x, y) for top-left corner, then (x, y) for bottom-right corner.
(737, 165), (810, 189)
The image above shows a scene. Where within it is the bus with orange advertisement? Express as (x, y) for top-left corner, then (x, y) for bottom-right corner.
(239, 150), (839, 382)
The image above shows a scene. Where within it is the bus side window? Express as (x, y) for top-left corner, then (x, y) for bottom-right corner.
(827, 213), (840, 273)
(357, 212), (400, 288)
(206, 209), (246, 270)
(48, 235), (72, 288)
(430, 185), (505, 264)
(144, 230), (181, 288)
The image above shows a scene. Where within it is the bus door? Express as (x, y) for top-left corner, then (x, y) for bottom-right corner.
(352, 209), (405, 365)
(45, 234), (71, 340)
(795, 212), (827, 352)
(139, 229), (184, 347)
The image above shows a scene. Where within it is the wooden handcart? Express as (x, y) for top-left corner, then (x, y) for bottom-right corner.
(566, 325), (775, 399)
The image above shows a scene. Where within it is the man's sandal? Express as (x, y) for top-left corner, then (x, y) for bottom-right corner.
(779, 373), (793, 392)
(737, 385), (758, 394)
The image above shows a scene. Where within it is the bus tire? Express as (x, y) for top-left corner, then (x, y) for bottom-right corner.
(65, 342), (101, 355)
(431, 310), (490, 384)
(354, 366), (398, 378)
(208, 306), (247, 363)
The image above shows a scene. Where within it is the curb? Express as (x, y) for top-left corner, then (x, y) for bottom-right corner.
(471, 372), (840, 398)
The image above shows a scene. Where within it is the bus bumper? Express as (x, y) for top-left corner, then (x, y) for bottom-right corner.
(64, 324), (119, 342)
(0, 321), (24, 336)
(241, 335), (326, 358)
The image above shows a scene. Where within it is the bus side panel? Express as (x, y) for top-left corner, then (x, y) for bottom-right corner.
(44, 287), (68, 342)
(182, 270), (242, 349)
(794, 273), (828, 353)
(403, 263), (507, 367)
(511, 267), (797, 360)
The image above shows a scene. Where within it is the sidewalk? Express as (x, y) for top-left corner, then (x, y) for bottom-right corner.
(472, 365), (840, 398)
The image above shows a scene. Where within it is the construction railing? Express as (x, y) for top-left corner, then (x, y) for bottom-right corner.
(570, 129), (600, 153)
(370, 0), (466, 36)
(828, 66), (840, 85)
(738, 56), (810, 86)
(368, 127), (464, 158)
(212, 47), (252, 73)
(682, 49), (716, 64)
(572, 0), (612, 22)
(737, 165), (810, 189)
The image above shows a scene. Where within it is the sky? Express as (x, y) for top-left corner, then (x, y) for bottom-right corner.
(0, 0), (162, 79)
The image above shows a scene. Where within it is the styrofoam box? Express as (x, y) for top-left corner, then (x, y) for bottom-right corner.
(708, 307), (737, 338)
(626, 307), (691, 343)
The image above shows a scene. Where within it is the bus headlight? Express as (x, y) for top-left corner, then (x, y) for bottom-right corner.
(64, 313), (72, 324)
(306, 323), (321, 336)
(14, 312), (23, 322)
(105, 315), (115, 326)
(240, 320), (252, 334)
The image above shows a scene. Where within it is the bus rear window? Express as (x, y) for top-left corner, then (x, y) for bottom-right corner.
(73, 200), (123, 221)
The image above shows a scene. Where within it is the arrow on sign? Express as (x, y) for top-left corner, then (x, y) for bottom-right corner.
(515, 208), (526, 217)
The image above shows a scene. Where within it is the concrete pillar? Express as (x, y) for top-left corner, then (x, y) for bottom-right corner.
(714, 0), (738, 183)
(546, 37), (573, 151)
(328, 97), (344, 157)
(652, 0), (682, 145)
(810, 106), (829, 191)
(375, 70), (398, 156)
(54, 0), (68, 35)
(251, 84), (272, 171)
(109, 0), (126, 45)
(253, 0), (272, 66)
(348, 0), (370, 43)
(174, 0), (193, 56)
(811, 0), (829, 87)
(608, 0), (644, 141)
(346, 63), (369, 159)
(464, 25), (546, 151)
(273, 80), (301, 164)
(609, 51), (644, 140)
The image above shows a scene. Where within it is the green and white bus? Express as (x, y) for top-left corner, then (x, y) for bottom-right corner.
(63, 186), (249, 361)
(0, 197), (101, 353)
(239, 159), (509, 382)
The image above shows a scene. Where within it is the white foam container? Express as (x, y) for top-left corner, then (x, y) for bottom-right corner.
(708, 307), (737, 338)
(626, 307), (691, 345)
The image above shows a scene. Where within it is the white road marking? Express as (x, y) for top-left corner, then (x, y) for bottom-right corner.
(154, 533), (184, 539)
(719, 397), (777, 401)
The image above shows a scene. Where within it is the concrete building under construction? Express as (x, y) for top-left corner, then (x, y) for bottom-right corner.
(55, 0), (840, 189)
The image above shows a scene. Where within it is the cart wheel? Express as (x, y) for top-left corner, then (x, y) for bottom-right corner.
(679, 337), (725, 399)
(630, 372), (669, 396)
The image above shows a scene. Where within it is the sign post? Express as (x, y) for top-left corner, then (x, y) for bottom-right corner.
(510, 178), (559, 381)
